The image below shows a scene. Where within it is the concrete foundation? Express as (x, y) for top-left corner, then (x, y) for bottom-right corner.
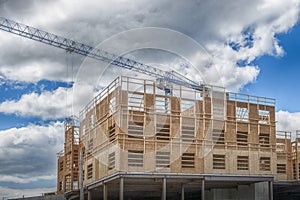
(75, 172), (273, 200)
(205, 182), (269, 200)
(8, 195), (65, 200)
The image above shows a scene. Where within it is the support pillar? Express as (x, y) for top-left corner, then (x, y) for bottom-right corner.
(103, 184), (107, 200)
(269, 181), (273, 200)
(162, 177), (167, 200)
(88, 190), (92, 200)
(181, 184), (184, 200)
(120, 177), (124, 200)
(202, 179), (205, 200)
(80, 150), (84, 200)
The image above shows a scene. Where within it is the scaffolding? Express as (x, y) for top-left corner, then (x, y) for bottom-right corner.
(77, 76), (278, 185)
(57, 117), (80, 194)
(58, 76), (300, 199)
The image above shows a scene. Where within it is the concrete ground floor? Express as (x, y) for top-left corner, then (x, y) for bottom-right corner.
(273, 181), (300, 200)
(66, 172), (274, 200)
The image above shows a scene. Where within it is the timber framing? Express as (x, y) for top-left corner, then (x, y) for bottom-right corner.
(57, 76), (300, 198)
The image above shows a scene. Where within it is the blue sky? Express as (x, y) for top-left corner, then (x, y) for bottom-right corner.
(241, 22), (300, 112)
(0, 0), (300, 198)
(0, 80), (71, 130)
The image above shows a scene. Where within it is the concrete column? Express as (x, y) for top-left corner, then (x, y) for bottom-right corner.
(202, 179), (205, 200)
(181, 184), (185, 200)
(103, 184), (107, 200)
(269, 181), (273, 200)
(162, 177), (167, 200)
(80, 150), (84, 200)
(120, 177), (124, 200)
(88, 190), (92, 200)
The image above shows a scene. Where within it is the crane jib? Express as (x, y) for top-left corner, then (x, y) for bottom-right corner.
(0, 17), (202, 91)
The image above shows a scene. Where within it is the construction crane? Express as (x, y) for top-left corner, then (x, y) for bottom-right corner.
(0, 18), (225, 198)
(0, 17), (203, 93)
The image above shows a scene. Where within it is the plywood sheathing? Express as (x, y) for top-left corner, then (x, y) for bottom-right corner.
(70, 76), (295, 190)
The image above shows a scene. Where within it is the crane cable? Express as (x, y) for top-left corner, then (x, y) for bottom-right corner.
(65, 51), (74, 118)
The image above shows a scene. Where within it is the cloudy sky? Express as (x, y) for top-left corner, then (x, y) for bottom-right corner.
(0, 0), (300, 198)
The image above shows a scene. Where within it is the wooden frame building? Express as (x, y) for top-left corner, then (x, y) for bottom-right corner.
(57, 76), (299, 199)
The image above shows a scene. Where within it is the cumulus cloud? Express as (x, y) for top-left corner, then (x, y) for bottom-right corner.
(0, 122), (64, 184)
(0, 0), (299, 91)
(0, 83), (97, 120)
(0, 0), (300, 197)
(0, 186), (56, 199)
(0, 175), (55, 184)
(276, 110), (300, 133)
(0, 87), (71, 120)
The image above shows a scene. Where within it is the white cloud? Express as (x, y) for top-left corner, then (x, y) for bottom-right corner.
(0, 122), (64, 183)
(0, 81), (97, 120)
(0, 0), (300, 195)
(0, 186), (56, 199)
(0, 60), (68, 83)
(0, 175), (55, 184)
(276, 110), (300, 132)
(0, 87), (71, 120)
(0, 0), (299, 91)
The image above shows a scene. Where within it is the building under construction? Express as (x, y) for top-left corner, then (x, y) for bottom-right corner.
(1, 16), (298, 200)
(57, 76), (300, 200)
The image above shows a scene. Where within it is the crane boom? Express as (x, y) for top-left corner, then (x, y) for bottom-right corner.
(0, 17), (201, 90)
